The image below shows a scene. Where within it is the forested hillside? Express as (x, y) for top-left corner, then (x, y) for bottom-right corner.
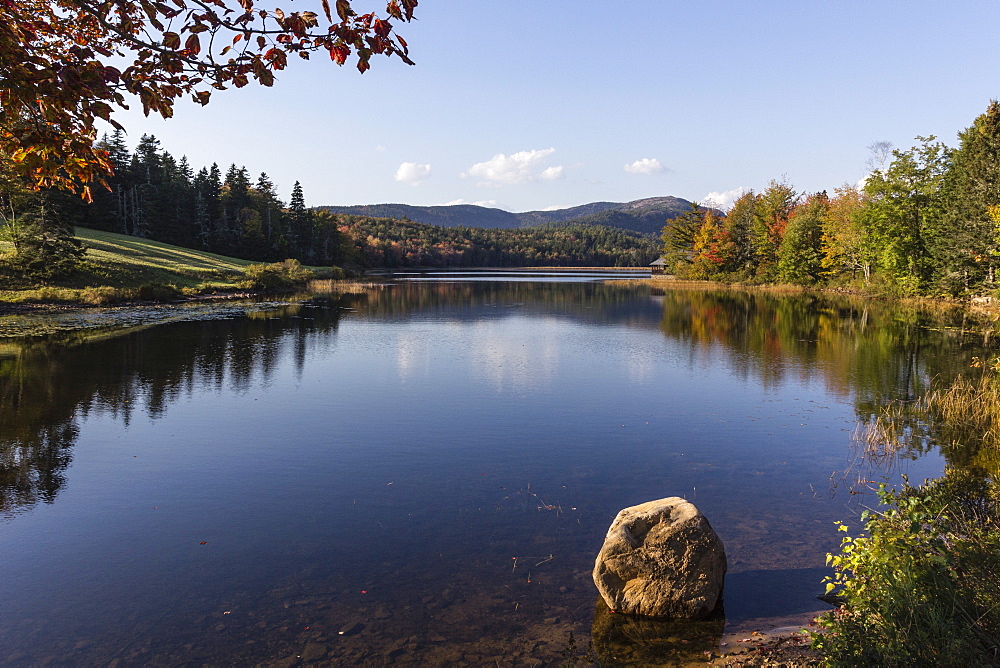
(318, 203), (523, 228)
(321, 196), (699, 234)
(340, 217), (659, 268)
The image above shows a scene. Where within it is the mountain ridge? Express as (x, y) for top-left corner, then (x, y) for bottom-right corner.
(318, 196), (703, 236)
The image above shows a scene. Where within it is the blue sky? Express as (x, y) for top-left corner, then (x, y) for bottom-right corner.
(113, 1), (1000, 212)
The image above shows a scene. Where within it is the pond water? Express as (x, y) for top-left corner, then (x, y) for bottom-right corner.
(1, 274), (994, 665)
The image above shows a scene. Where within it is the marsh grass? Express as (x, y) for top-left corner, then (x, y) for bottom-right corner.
(861, 365), (1000, 475)
(309, 279), (386, 293)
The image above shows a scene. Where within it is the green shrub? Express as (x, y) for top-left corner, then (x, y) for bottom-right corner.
(814, 471), (1000, 665)
(238, 259), (313, 291)
(134, 282), (182, 301)
(80, 286), (124, 305)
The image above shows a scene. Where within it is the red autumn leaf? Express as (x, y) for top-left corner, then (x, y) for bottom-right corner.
(329, 44), (349, 64)
(0, 0), (417, 196)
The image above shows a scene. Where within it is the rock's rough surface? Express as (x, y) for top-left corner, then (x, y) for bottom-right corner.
(593, 497), (726, 618)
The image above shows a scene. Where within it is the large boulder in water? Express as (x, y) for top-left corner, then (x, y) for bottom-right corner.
(593, 497), (726, 618)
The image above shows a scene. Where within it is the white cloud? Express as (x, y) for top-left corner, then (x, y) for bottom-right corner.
(540, 165), (565, 181)
(462, 148), (557, 185)
(701, 187), (750, 211)
(395, 162), (431, 185)
(624, 158), (666, 175)
(441, 198), (500, 207)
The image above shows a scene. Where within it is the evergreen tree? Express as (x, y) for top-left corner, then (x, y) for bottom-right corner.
(287, 181), (310, 260)
(87, 129), (133, 233)
(128, 133), (165, 238)
(927, 101), (1000, 293)
(252, 172), (284, 257)
(660, 203), (704, 272)
(311, 210), (346, 265)
(204, 163), (225, 251)
(221, 164), (254, 254)
(0, 163), (86, 281)
(157, 152), (195, 246)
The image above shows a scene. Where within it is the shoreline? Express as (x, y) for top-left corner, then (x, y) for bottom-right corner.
(710, 610), (824, 666)
(626, 275), (1000, 314)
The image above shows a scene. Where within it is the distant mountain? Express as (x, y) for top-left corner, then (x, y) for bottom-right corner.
(319, 196), (704, 235)
(318, 203), (521, 228)
(546, 196), (699, 235)
(516, 201), (623, 226)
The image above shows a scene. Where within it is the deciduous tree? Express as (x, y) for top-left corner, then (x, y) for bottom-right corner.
(751, 179), (798, 277)
(777, 192), (827, 285)
(821, 185), (870, 282)
(862, 136), (950, 293)
(1, 0), (417, 197)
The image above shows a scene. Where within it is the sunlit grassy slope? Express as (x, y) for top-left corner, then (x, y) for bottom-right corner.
(0, 228), (265, 303)
(74, 227), (254, 288)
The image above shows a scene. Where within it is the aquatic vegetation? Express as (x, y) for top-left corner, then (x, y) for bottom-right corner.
(862, 357), (1000, 476)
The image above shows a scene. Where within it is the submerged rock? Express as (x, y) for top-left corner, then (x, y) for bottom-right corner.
(593, 497), (726, 618)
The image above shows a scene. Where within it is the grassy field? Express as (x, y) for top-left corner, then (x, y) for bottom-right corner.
(0, 228), (271, 304)
(73, 227), (255, 287)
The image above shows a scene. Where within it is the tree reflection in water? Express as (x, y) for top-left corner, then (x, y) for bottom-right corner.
(1, 281), (999, 665)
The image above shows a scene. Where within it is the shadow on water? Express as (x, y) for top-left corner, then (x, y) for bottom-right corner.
(724, 568), (831, 619)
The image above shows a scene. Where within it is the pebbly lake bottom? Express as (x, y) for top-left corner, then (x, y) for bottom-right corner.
(0, 276), (969, 665)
